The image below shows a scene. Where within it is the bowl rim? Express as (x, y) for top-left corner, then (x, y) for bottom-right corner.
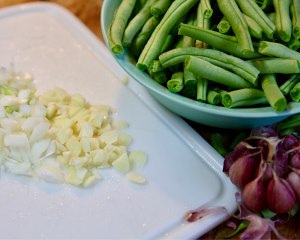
(100, 0), (300, 120)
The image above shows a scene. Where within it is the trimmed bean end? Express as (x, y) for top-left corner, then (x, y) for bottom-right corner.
(273, 98), (287, 112)
(112, 45), (124, 55)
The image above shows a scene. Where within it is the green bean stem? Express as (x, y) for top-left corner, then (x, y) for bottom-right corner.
(122, 0), (156, 47)
(129, 16), (160, 56)
(217, 0), (254, 54)
(258, 41), (300, 63)
(217, 17), (231, 34)
(167, 72), (184, 92)
(151, 0), (171, 17)
(236, 0), (275, 39)
(137, 0), (199, 70)
(291, 0), (300, 39)
(279, 73), (300, 95)
(207, 90), (221, 105)
(222, 88), (268, 108)
(196, 77), (208, 102)
(261, 74), (287, 112)
(185, 56), (254, 89)
(178, 23), (261, 59)
(200, 0), (213, 19)
(288, 37), (300, 50)
(273, 0), (292, 42)
(108, 0), (137, 54)
(290, 82), (300, 101)
(159, 47), (260, 85)
(247, 58), (300, 74)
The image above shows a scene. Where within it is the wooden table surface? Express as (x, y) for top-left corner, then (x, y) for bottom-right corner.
(1, 0), (300, 239)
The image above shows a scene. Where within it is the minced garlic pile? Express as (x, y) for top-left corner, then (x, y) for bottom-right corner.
(0, 66), (147, 187)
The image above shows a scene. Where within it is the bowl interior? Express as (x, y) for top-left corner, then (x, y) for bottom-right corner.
(100, 0), (300, 128)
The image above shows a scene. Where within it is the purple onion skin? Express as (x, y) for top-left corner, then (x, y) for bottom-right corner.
(242, 177), (266, 213)
(267, 175), (297, 214)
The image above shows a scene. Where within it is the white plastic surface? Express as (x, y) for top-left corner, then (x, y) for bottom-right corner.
(0, 3), (238, 239)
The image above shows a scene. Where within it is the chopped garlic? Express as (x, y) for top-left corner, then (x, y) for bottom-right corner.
(0, 66), (147, 187)
(126, 171), (146, 184)
(129, 150), (148, 167)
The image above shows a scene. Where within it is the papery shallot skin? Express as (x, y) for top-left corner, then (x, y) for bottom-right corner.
(267, 174), (297, 214)
(242, 176), (266, 212)
(223, 126), (300, 215)
(287, 171), (300, 201)
(228, 154), (261, 188)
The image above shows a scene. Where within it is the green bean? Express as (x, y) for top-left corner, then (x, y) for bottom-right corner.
(277, 113), (300, 130)
(207, 90), (221, 105)
(243, 14), (263, 39)
(197, 77), (208, 102)
(222, 88), (268, 108)
(182, 12), (196, 48)
(137, 0), (199, 70)
(200, 0), (213, 19)
(185, 56), (254, 89)
(108, 0), (137, 54)
(291, 0), (300, 39)
(122, 0), (156, 47)
(151, 0), (171, 17)
(267, 13), (276, 24)
(217, 17), (231, 34)
(159, 47), (260, 85)
(279, 73), (300, 95)
(236, 0), (275, 39)
(129, 16), (160, 56)
(211, 133), (228, 157)
(288, 37), (300, 50)
(132, 0), (147, 15)
(258, 41), (300, 63)
(195, 1), (211, 48)
(178, 23), (261, 59)
(167, 72), (184, 92)
(160, 34), (175, 54)
(273, 0), (292, 42)
(261, 74), (287, 112)
(217, 0), (254, 54)
(148, 60), (164, 73)
(247, 58), (300, 74)
(254, 0), (273, 10)
(182, 70), (197, 98)
(149, 70), (168, 84)
(290, 82), (300, 101)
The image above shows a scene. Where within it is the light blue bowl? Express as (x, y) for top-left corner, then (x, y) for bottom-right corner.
(100, 0), (300, 129)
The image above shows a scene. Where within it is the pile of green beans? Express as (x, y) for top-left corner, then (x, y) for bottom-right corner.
(108, 0), (300, 112)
